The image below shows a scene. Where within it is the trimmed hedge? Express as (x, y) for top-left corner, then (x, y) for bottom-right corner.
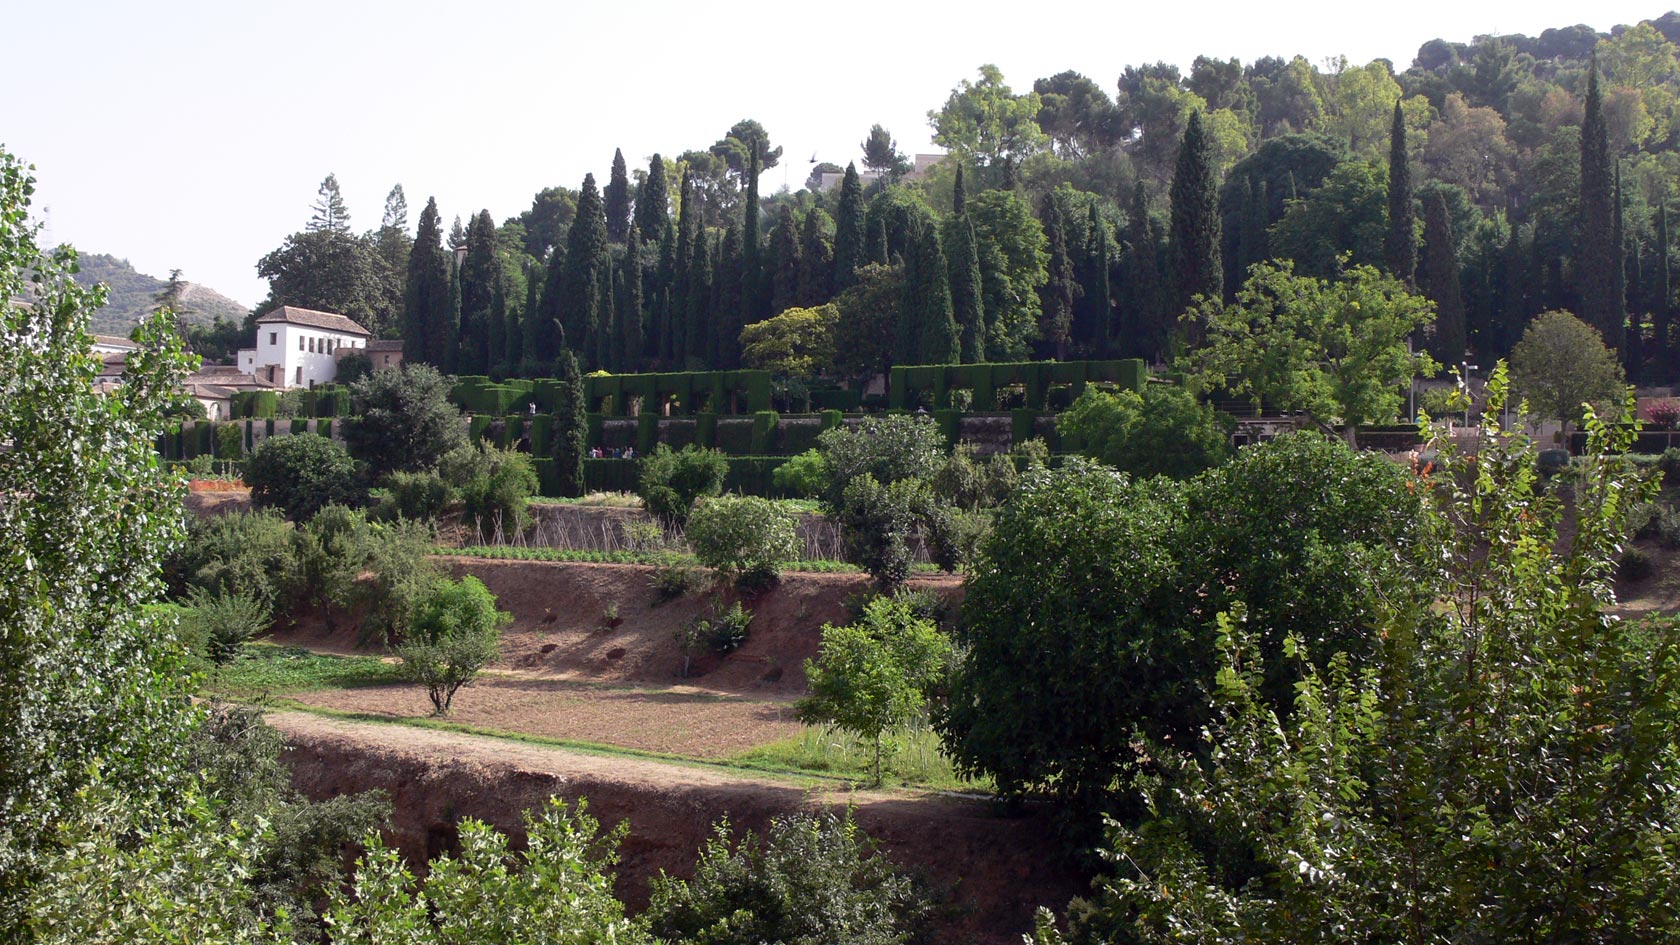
(891, 359), (1147, 410)
(232, 390), (279, 419)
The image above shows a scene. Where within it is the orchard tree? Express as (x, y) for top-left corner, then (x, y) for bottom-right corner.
(245, 433), (366, 521)
(395, 575), (508, 715)
(1057, 384), (1232, 480)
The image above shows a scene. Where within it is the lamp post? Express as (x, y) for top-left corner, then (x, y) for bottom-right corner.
(1461, 352), (1478, 427)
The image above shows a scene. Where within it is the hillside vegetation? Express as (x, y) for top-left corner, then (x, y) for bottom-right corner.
(74, 253), (248, 334)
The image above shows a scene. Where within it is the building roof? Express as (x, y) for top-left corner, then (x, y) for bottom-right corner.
(182, 370), (282, 391)
(98, 352), (127, 377)
(92, 334), (139, 350)
(365, 339), (404, 352)
(254, 306), (371, 336)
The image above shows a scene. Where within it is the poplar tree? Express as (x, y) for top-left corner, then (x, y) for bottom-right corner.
(635, 155), (672, 243)
(1169, 110), (1222, 323)
(833, 163), (868, 291)
(403, 197), (454, 371)
(621, 224), (645, 371)
(604, 148), (632, 243)
(1037, 193), (1078, 359)
(1384, 99), (1416, 284)
(1081, 203), (1114, 356)
(1655, 203), (1672, 371)
(797, 209), (835, 306)
(769, 206), (802, 315)
(1580, 58), (1622, 347)
(562, 174), (609, 370)
(945, 213), (986, 363)
(553, 349), (587, 497)
(457, 210), (498, 374)
(1421, 190), (1466, 362)
(899, 218), (958, 365)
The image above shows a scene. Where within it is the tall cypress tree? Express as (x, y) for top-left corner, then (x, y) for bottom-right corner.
(952, 164), (967, 217)
(562, 174), (609, 370)
(1168, 110), (1222, 324)
(870, 217), (889, 266)
(535, 241), (567, 365)
(833, 163), (867, 291)
(1580, 58), (1622, 347)
(1038, 193), (1078, 359)
(945, 213), (985, 363)
(621, 224), (644, 371)
(715, 222), (744, 369)
(1655, 203), (1672, 372)
(444, 254), (462, 374)
(769, 206), (802, 315)
(686, 229), (714, 370)
(797, 209), (835, 306)
(596, 255), (617, 371)
(403, 197), (453, 371)
(457, 210), (499, 374)
(655, 223), (677, 365)
(604, 148), (632, 243)
(552, 349), (587, 498)
(671, 171), (696, 365)
(635, 154), (671, 244)
(1122, 181), (1163, 360)
(742, 147), (766, 323)
(488, 274), (507, 376)
(1384, 99), (1417, 284)
(1421, 191), (1466, 363)
(899, 217), (958, 366)
(508, 261), (535, 371)
(1080, 203), (1113, 357)
(1618, 166), (1640, 374)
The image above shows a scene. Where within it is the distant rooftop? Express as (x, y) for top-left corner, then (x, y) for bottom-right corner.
(254, 306), (370, 336)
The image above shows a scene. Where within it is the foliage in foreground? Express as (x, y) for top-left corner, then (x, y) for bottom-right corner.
(1036, 370), (1680, 944)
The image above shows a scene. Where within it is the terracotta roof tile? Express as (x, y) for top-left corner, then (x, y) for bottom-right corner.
(254, 306), (370, 336)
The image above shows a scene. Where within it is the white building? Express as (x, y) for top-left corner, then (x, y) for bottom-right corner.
(237, 306), (371, 389)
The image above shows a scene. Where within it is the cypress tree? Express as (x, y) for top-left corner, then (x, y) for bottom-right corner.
(444, 254), (462, 374)
(871, 217), (889, 266)
(1384, 99), (1416, 284)
(1421, 191), (1466, 363)
(1122, 181), (1163, 360)
(509, 261), (535, 371)
(1038, 193), (1078, 359)
(635, 154), (671, 243)
(621, 224), (644, 371)
(769, 205), (802, 315)
(945, 213), (986, 363)
(1168, 110), (1222, 323)
(403, 197), (453, 371)
(552, 349), (587, 498)
(1080, 203), (1113, 356)
(1580, 58), (1622, 346)
(797, 209), (835, 306)
(742, 147), (767, 323)
(535, 241), (567, 366)
(900, 218), (958, 366)
(1655, 203), (1671, 372)
(833, 163), (868, 291)
(952, 164), (967, 217)
(1241, 177), (1269, 280)
(671, 170), (696, 365)
(562, 174), (609, 371)
(1618, 167), (1640, 374)
(596, 254), (617, 371)
(488, 274), (506, 376)
(686, 229), (714, 370)
(656, 223), (677, 365)
(604, 148), (632, 243)
(715, 222), (744, 368)
(457, 210), (499, 375)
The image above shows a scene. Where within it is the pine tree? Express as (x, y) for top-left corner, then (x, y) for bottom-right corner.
(308, 173), (351, 234)
(1422, 190), (1466, 362)
(1080, 203), (1114, 356)
(621, 225), (645, 371)
(1384, 99), (1416, 284)
(833, 163), (868, 291)
(769, 206), (802, 315)
(553, 349), (587, 498)
(457, 210), (499, 374)
(953, 164), (967, 217)
(899, 218), (958, 366)
(945, 213), (986, 363)
(604, 148), (632, 243)
(1038, 193), (1079, 359)
(797, 209), (835, 306)
(1655, 203), (1672, 372)
(1169, 110), (1222, 324)
(380, 184), (408, 232)
(562, 174), (609, 370)
(634, 154), (671, 243)
(715, 222), (744, 368)
(1580, 57), (1623, 347)
(448, 215), (467, 252)
(403, 197), (454, 370)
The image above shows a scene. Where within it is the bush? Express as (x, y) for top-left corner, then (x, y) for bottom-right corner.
(798, 596), (954, 783)
(335, 350), (373, 386)
(350, 518), (443, 646)
(685, 496), (800, 587)
(638, 443), (729, 526)
(815, 414), (945, 512)
(646, 812), (934, 945)
(184, 589), (271, 667)
(394, 575), (509, 715)
(381, 469), (456, 522)
(346, 363), (468, 479)
(440, 445), (538, 534)
(836, 474), (931, 591)
(1619, 546), (1655, 581)
(1057, 384), (1232, 480)
(167, 509), (299, 614)
(675, 602), (754, 676)
(772, 448), (830, 498)
(215, 423), (244, 460)
(245, 433), (366, 522)
(650, 554), (704, 605)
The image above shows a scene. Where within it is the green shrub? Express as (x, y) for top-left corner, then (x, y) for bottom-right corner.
(246, 434), (366, 522)
(815, 414), (945, 512)
(394, 575), (509, 715)
(1057, 384), (1233, 479)
(676, 601), (755, 675)
(836, 474), (930, 591)
(347, 363), (468, 478)
(441, 445), (539, 534)
(351, 518), (442, 646)
(772, 449), (829, 498)
(1619, 546), (1655, 581)
(167, 509), (299, 614)
(638, 444), (728, 526)
(650, 553), (703, 605)
(686, 496), (800, 587)
(184, 589), (272, 667)
(381, 470), (456, 522)
(214, 423), (245, 460)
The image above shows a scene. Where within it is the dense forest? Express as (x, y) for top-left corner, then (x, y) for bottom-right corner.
(252, 12), (1680, 387)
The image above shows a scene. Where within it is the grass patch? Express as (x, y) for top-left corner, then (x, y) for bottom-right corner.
(206, 643), (403, 699)
(529, 491), (643, 508)
(441, 545), (945, 575)
(733, 725), (987, 792)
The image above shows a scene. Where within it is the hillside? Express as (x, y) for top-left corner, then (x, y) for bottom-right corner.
(73, 253), (249, 334)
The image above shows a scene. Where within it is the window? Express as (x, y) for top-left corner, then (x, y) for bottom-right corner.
(268, 332), (276, 345)
(295, 365), (302, 384)
(299, 335), (304, 351)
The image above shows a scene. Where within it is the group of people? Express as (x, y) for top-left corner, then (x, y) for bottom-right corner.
(588, 446), (636, 459)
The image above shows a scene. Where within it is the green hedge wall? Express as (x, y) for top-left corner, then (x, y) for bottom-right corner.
(695, 413), (718, 449)
(232, 390), (278, 419)
(750, 411), (779, 453)
(890, 359), (1147, 410)
(577, 369), (774, 416)
(715, 417), (754, 454)
(583, 458), (639, 493)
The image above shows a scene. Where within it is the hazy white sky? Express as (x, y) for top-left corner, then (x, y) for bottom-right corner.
(7, 1), (1671, 306)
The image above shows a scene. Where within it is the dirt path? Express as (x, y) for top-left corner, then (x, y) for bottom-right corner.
(273, 710), (1080, 945)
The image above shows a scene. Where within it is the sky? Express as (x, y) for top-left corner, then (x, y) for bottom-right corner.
(6, 1), (1674, 308)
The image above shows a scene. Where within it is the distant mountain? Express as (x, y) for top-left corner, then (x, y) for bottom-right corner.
(72, 253), (250, 334)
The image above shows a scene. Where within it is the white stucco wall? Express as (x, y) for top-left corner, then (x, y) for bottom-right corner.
(251, 323), (366, 388)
